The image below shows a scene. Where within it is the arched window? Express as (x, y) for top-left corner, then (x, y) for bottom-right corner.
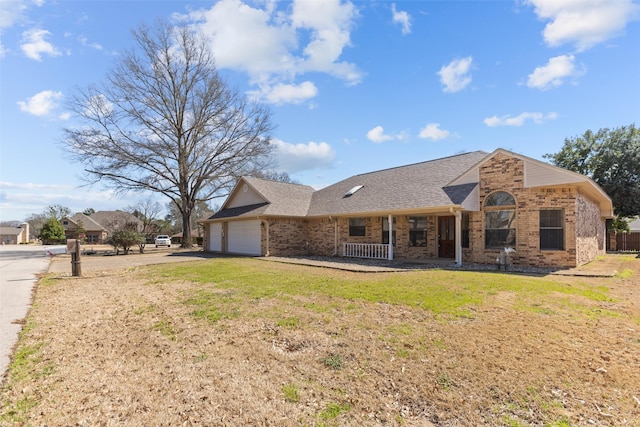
(484, 191), (516, 248)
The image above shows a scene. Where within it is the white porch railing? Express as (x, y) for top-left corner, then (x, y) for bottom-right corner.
(342, 242), (390, 260)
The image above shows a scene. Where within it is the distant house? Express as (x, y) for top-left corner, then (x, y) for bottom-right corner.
(201, 149), (614, 269)
(62, 211), (143, 244)
(171, 230), (203, 246)
(0, 223), (30, 245)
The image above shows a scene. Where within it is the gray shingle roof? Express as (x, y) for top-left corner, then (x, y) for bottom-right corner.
(0, 227), (25, 236)
(307, 151), (488, 216)
(442, 183), (478, 204)
(69, 213), (104, 231)
(206, 151), (488, 221)
(242, 176), (315, 217)
(209, 202), (270, 219)
(207, 177), (315, 220)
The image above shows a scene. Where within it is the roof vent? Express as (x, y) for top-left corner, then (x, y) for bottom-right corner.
(344, 185), (364, 198)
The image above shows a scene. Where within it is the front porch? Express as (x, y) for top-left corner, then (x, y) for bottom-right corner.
(339, 212), (464, 265)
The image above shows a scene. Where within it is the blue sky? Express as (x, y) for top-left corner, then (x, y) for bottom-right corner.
(1, 0), (639, 222)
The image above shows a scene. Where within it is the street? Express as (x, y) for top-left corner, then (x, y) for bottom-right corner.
(0, 245), (61, 383)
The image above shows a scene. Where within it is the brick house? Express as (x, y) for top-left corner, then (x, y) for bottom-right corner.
(62, 211), (143, 244)
(201, 149), (614, 268)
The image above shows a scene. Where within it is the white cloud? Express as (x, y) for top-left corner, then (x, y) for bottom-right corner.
(17, 90), (63, 116)
(79, 35), (103, 51)
(366, 126), (394, 143)
(527, 54), (584, 90)
(526, 0), (640, 51)
(483, 112), (558, 127)
(0, 181), (140, 222)
(248, 81), (318, 105)
(21, 28), (61, 61)
(188, 0), (362, 105)
(272, 139), (336, 173)
(437, 56), (473, 93)
(0, 0), (28, 30)
(391, 3), (411, 35)
(418, 123), (451, 140)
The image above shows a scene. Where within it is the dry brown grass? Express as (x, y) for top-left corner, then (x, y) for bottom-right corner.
(1, 254), (639, 426)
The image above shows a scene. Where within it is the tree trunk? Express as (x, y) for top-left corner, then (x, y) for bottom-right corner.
(181, 208), (193, 248)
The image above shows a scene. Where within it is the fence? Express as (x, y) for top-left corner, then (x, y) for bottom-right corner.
(342, 242), (390, 260)
(616, 232), (640, 251)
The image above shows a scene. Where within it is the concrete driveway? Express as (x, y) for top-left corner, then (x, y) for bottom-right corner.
(0, 244), (59, 384)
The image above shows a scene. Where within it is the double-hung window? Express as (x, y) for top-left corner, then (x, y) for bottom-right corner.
(408, 217), (426, 246)
(484, 191), (516, 249)
(349, 217), (366, 236)
(540, 209), (564, 250)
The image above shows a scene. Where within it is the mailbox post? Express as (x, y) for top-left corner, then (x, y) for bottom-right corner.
(68, 239), (82, 277)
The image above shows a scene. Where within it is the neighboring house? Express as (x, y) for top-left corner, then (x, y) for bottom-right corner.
(201, 149), (614, 268)
(62, 211), (143, 244)
(0, 223), (30, 245)
(171, 230), (203, 246)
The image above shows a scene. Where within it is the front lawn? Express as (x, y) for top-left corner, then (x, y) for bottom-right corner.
(2, 257), (639, 426)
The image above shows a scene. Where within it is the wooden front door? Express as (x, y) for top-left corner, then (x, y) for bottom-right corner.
(438, 216), (455, 258)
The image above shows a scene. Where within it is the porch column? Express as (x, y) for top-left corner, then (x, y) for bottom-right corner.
(388, 214), (394, 260)
(452, 209), (462, 266)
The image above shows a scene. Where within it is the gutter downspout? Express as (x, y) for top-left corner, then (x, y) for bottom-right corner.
(260, 219), (270, 257)
(450, 207), (462, 266)
(330, 216), (338, 256)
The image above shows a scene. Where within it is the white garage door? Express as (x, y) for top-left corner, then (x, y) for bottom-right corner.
(227, 220), (262, 255)
(208, 223), (222, 252)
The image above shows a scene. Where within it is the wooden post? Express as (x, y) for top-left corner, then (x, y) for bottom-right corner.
(69, 239), (82, 277)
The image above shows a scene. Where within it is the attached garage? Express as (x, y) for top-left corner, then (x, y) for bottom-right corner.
(227, 220), (262, 255)
(208, 223), (222, 252)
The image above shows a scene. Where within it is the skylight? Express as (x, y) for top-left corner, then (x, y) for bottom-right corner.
(343, 185), (364, 198)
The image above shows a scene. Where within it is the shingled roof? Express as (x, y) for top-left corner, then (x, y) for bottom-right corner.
(207, 177), (315, 220)
(206, 151), (489, 221)
(306, 151), (488, 216)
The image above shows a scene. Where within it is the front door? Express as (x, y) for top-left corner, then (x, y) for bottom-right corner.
(438, 216), (455, 258)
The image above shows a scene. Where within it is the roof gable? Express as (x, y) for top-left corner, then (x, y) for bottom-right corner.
(448, 149), (613, 216)
(67, 213), (104, 231)
(212, 176), (315, 219)
(67, 211), (143, 232)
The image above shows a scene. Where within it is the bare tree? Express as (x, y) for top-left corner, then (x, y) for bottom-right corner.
(251, 170), (300, 184)
(63, 20), (274, 247)
(127, 198), (163, 234)
(167, 200), (214, 242)
(127, 198), (163, 252)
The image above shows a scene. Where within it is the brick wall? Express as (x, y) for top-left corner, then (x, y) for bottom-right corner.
(467, 153), (605, 268)
(307, 218), (337, 256)
(266, 218), (309, 256)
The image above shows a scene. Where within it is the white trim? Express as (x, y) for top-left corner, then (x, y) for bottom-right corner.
(450, 207), (462, 266)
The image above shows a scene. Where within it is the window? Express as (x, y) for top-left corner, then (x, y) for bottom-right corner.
(86, 234), (98, 243)
(484, 191), (516, 248)
(349, 217), (366, 236)
(408, 217), (426, 246)
(540, 209), (564, 250)
(382, 217), (396, 245)
(461, 213), (470, 248)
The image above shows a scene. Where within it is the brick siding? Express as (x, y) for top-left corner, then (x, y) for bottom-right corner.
(208, 152), (607, 268)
